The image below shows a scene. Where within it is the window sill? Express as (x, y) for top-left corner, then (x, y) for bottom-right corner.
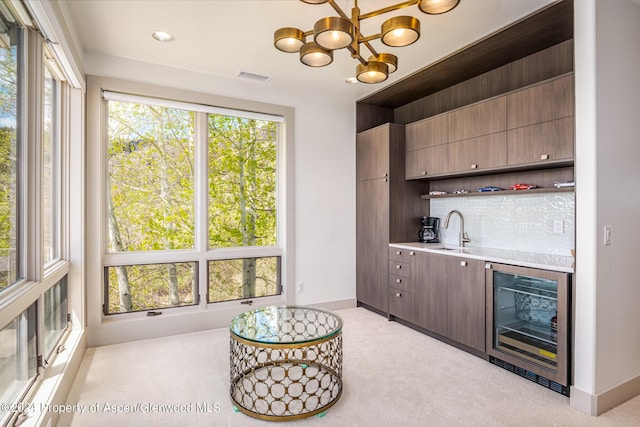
(19, 328), (86, 427)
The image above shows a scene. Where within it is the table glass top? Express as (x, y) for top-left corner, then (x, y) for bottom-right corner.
(230, 305), (343, 344)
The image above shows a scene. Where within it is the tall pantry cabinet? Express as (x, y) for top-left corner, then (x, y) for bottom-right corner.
(356, 123), (425, 314)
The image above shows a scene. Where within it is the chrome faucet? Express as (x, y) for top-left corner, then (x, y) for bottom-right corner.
(444, 210), (471, 248)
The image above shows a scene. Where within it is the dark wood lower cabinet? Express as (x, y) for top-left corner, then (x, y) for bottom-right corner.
(445, 257), (485, 352)
(399, 251), (486, 352)
(412, 251), (447, 336)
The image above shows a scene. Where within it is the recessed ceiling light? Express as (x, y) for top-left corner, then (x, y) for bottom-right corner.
(345, 76), (359, 84)
(152, 31), (174, 42)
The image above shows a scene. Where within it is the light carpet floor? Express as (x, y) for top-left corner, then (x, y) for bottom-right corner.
(59, 307), (640, 426)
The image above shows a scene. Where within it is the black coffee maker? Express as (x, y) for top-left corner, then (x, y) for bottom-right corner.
(419, 216), (440, 243)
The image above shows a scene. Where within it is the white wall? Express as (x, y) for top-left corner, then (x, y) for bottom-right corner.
(573, 0), (640, 414)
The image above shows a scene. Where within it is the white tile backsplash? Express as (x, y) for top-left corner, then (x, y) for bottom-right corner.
(429, 192), (575, 256)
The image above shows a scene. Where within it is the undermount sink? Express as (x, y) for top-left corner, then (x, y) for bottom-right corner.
(430, 246), (471, 252)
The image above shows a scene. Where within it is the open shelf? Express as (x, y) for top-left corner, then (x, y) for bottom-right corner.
(421, 186), (573, 199)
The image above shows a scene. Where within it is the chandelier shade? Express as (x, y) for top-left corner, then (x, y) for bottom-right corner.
(300, 42), (333, 67)
(274, 0), (461, 83)
(381, 16), (420, 47)
(314, 16), (354, 50)
(357, 61), (389, 84)
(368, 53), (398, 73)
(274, 27), (305, 53)
(418, 0), (461, 15)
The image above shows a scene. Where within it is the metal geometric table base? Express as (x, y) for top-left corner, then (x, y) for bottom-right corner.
(230, 327), (343, 421)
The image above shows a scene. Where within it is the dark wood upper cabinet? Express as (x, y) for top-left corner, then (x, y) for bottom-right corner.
(448, 97), (507, 143)
(405, 144), (448, 179)
(405, 114), (448, 151)
(447, 132), (507, 173)
(356, 125), (390, 181)
(507, 117), (574, 165)
(506, 74), (574, 129)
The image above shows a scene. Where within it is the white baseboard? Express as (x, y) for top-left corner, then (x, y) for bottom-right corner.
(571, 373), (640, 416)
(308, 298), (357, 312)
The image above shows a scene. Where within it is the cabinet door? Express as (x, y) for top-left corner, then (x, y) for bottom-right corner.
(405, 114), (448, 151)
(446, 257), (485, 352)
(356, 125), (389, 181)
(447, 133), (507, 173)
(507, 117), (574, 165)
(356, 178), (388, 312)
(405, 144), (448, 179)
(448, 97), (506, 142)
(507, 75), (574, 129)
(411, 252), (447, 336)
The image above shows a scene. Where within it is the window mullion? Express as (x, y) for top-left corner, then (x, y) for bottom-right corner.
(195, 111), (208, 307)
(24, 30), (45, 283)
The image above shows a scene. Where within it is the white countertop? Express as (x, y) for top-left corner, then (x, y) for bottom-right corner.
(389, 242), (575, 273)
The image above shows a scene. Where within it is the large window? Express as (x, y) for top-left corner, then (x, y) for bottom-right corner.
(0, 8), (73, 425)
(0, 10), (21, 292)
(103, 93), (283, 314)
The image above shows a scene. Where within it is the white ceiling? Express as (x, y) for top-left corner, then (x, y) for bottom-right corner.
(59, 0), (557, 98)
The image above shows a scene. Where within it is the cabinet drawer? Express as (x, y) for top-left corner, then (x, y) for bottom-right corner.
(389, 287), (411, 319)
(389, 261), (410, 278)
(389, 247), (412, 262)
(389, 274), (411, 292)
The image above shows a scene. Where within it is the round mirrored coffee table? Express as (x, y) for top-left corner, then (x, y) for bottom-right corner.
(229, 305), (343, 421)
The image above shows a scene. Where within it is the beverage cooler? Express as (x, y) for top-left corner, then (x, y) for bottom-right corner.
(485, 263), (571, 396)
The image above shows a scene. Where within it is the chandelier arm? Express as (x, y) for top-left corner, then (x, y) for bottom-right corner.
(362, 40), (379, 58)
(359, 34), (381, 44)
(327, 0), (350, 20)
(359, 0), (419, 20)
(346, 45), (368, 66)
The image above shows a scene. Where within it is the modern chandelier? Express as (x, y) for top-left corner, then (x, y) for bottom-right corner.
(274, 0), (461, 84)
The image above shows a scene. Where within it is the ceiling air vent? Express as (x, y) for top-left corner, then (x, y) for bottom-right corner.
(237, 71), (271, 83)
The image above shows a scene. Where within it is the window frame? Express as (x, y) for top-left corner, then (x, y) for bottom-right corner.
(86, 76), (295, 341)
(0, 25), (74, 426)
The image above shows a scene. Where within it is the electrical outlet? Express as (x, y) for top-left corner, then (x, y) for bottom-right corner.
(553, 220), (564, 234)
(296, 282), (304, 293)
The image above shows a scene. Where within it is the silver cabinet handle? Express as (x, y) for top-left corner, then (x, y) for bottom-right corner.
(396, 250), (402, 255)
(384, 178), (388, 182)
(383, 172), (388, 177)
(422, 170), (428, 175)
(541, 154), (549, 160)
(460, 261), (467, 267)
(409, 251), (415, 256)
(471, 164), (478, 169)
(396, 278), (402, 283)
(396, 292), (402, 298)
(485, 263), (492, 269)
(395, 265), (401, 270)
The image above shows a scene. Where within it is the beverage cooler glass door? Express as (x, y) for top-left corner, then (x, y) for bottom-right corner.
(486, 263), (570, 389)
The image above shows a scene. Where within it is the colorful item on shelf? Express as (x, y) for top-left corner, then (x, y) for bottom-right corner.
(477, 186), (503, 192)
(509, 183), (539, 190)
